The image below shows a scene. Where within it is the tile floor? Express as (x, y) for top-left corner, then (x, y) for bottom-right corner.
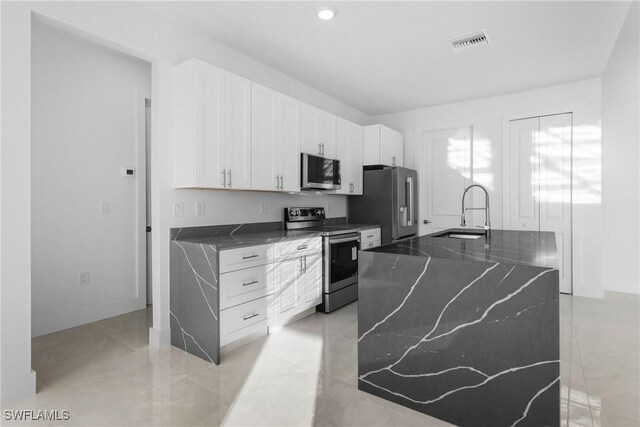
(3, 292), (639, 426)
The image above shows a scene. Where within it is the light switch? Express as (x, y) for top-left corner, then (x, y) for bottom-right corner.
(101, 201), (111, 215)
(174, 203), (183, 217)
(196, 201), (205, 217)
(259, 202), (267, 215)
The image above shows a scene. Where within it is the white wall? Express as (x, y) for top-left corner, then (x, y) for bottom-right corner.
(0, 1), (365, 404)
(31, 22), (151, 336)
(601, 2), (640, 295)
(371, 79), (603, 299)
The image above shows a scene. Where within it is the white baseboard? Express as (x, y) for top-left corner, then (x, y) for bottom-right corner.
(573, 286), (604, 299)
(32, 296), (146, 337)
(1, 369), (36, 406)
(149, 327), (171, 349)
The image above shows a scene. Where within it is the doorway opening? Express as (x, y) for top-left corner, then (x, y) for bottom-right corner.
(30, 19), (153, 388)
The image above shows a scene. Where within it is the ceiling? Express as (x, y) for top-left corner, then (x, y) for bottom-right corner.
(144, 1), (632, 116)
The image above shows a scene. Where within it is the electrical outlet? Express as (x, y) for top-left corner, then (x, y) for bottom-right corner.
(79, 271), (90, 286)
(174, 203), (183, 217)
(259, 202), (267, 215)
(196, 201), (205, 217)
(101, 201), (111, 215)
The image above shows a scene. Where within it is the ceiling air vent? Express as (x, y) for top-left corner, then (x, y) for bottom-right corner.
(449, 30), (490, 53)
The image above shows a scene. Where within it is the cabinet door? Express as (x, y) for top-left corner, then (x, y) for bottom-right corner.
(380, 126), (403, 167)
(194, 61), (225, 188)
(273, 257), (301, 326)
(223, 72), (252, 190)
(301, 104), (321, 156)
(318, 110), (337, 159)
(363, 125), (381, 166)
(336, 118), (363, 195)
(251, 84), (279, 191)
(276, 95), (301, 192)
(299, 253), (322, 307)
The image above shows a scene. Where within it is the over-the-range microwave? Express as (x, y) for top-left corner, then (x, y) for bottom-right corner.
(300, 153), (341, 190)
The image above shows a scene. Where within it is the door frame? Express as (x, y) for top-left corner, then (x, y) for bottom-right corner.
(415, 120), (476, 236)
(502, 107), (575, 295)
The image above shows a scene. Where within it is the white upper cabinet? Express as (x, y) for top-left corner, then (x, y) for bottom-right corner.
(336, 118), (364, 195)
(173, 59), (251, 189)
(364, 124), (404, 167)
(251, 83), (301, 192)
(301, 104), (337, 159)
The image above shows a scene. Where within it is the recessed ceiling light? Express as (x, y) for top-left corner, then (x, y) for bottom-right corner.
(317, 7), (336, 21)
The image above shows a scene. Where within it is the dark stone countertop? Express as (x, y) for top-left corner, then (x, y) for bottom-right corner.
(175, 222), (381, 250)
(177, 229), (324, 249)
(370, 229), (558, 268)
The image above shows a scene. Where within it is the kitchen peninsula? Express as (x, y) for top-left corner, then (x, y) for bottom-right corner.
(357, 229), (560, 427)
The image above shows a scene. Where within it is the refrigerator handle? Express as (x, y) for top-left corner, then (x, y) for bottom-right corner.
(406, 177), (414, 226)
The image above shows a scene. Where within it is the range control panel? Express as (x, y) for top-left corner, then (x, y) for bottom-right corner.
(284, 207), (326, 222)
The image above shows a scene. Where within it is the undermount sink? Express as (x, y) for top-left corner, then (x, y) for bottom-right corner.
(432, 231), (485, 240)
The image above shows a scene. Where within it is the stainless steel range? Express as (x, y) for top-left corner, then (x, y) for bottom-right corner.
(284, 207), (369, 313)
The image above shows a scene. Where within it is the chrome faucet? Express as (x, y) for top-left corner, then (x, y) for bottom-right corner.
(461, 184), (491, 237)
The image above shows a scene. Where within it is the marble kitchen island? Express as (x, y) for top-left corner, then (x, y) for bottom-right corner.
(357, 229), (560, 427)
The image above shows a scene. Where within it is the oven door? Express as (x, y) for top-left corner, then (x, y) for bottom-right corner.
(325, 233), (360, 293)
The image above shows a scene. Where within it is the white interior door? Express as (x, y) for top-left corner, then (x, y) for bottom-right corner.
(507, 113), (572, 294)
(419, 126), (472, 235)
(539, 113), (572, 294)
(508, 117), (540, 231)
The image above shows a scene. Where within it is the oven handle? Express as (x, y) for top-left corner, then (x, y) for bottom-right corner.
(328, 235), (361, 245)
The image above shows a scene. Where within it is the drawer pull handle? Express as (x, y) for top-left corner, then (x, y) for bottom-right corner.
(243, 313), (259, 321)
(242, 280), (259, 287)
(242, 254), (259, 260)
(297, 245), (308, 250)
(366, 234), (375, 238)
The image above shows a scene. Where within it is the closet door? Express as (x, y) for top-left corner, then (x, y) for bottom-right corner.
(539, 113), (572, 294)
(508, 117), (540, 231)
(507, 114), (572, 294)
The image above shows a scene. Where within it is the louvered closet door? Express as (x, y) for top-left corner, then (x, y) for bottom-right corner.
(508, 114), (572, 294)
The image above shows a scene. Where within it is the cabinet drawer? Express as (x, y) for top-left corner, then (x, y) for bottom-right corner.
(220, 265), (274, 310)
(360, 228), (381, 245)
(276, 237), (322, 259)
(362, 240), (381, 250)
(220, 296), (269, 346)
(219, 244), (273, 273)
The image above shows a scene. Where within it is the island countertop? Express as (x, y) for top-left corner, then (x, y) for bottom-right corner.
(369, 229), (558, 269)
(357, 228), (560, 426)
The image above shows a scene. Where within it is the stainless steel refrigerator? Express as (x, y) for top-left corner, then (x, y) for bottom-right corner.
(349, 166), (418, 245)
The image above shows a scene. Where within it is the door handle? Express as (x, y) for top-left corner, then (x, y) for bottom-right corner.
(280, 175), (284, 190)
(423, 220), (432, 224)
(222, 169), (227, 187)
(243, 313), (259, 321)
(318, 143), (322, 155)
(406, 177), (414, 226)
(392, 156), (396, 166)
(304, 255), (307, 273)
(297, 245), (308, 250)
(227, 170), (232, 188)
(276, 174), (280, 189)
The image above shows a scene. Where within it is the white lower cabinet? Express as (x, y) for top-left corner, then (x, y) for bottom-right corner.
(219, 237), (322, 349)
(220, 296), (269, 347)
(360, 228), (382, 249)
